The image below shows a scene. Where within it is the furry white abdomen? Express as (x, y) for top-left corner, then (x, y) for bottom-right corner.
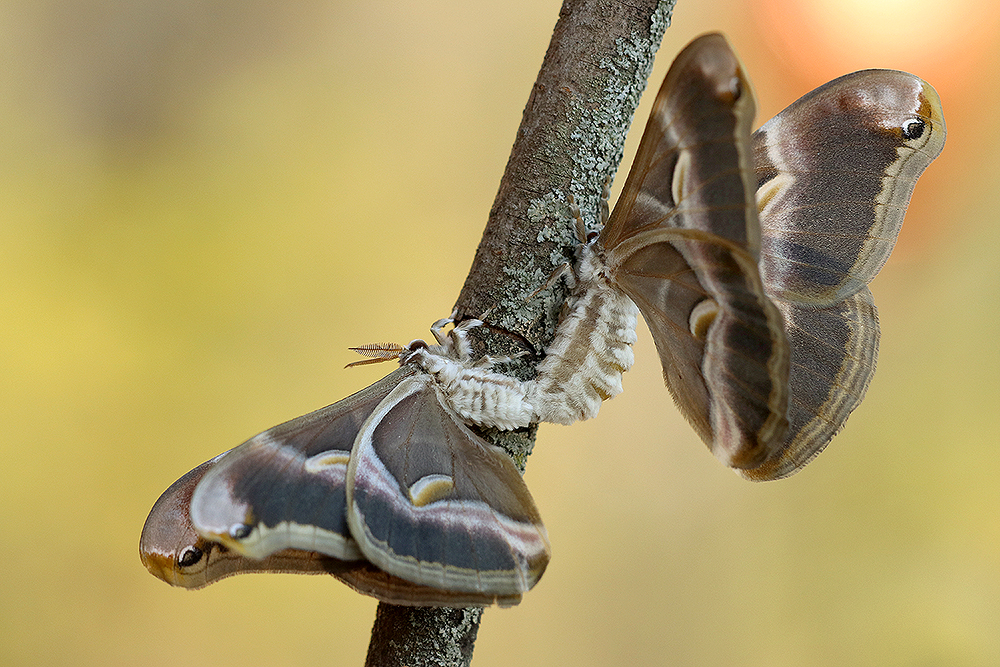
(528, 249), (639, 425)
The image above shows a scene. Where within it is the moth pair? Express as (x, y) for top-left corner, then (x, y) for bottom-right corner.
(140, 33), (945, 605)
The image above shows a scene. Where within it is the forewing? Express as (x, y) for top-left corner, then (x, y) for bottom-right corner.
(141, 448), (522, 606)
(140, 453), (347, 589)
(190, 367), (416, 560)
(604, 33), (789, 469)
(347, 375), (550, 596)
(754, 70), (946, 305)
(602, 32), (761, 254)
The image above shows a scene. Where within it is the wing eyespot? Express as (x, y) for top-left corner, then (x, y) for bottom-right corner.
(408, 474), (455, 507)
(304, 450), (351, 473)
(229, 523), (252, 540)
(901, 117), (925, 140)
(714, 75), (742, 103)
(689, 299), (720, 340)
(728, 76), (742, 102)
(177, 545), (204, 568)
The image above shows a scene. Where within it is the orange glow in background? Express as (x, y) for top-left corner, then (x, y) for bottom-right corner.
(1, 2), (997, 666)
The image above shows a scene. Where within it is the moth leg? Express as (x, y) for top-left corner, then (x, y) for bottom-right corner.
(527, 262), (574, 303)
(445, 317), (484, 361)
(475, 350), (530, 368)
(429, 316), (456, 346)
(566, 193), (588, 245)
(599, 175), (611, 226)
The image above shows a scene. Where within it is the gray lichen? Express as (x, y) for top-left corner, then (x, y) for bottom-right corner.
(541, 0), (675, 245)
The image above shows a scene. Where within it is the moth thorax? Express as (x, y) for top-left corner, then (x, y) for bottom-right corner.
(575, 243), (609, 285)
(406, 345), (451, 375)
(689, 299), (719, 340)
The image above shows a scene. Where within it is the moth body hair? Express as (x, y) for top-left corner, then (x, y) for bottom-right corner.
(527, 243), (639, 425)
(403, 320), (535, 431)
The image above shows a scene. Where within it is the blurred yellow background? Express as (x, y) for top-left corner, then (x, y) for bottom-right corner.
(2, 1), (998, 665)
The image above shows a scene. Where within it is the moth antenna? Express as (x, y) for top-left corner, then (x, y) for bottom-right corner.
(345, 342), (405, 368)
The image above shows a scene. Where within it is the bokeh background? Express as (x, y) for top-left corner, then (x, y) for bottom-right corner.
(2, 0), (998, 665)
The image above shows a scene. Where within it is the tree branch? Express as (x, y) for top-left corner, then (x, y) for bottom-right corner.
(364, 1), (674, 665)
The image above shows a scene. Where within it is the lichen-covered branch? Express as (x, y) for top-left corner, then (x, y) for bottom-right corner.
(364, 1), (675, 665)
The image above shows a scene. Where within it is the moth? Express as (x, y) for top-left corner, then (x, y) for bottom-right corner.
(530, 32), (789, 472)
(140, 451), (522, 606)
(187, 320), (550, 599)
(529, 32), (945, 479)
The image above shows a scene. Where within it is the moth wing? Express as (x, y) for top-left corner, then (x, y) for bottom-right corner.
(613, 236), (789, 469)
(142, 449), (521, 605)
(347, 375), (550, 596)
(603, 32), (790, 469)
(190, 367), (416, 560)
(754, 70), (946, 305)
(141, 454), (348, 589)
(602, 32), (761, 254)
(744, 72), (945, 476)
(740, 289), (879, 480)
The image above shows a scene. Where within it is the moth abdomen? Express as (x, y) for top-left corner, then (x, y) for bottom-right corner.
(528, 247), (640, 425)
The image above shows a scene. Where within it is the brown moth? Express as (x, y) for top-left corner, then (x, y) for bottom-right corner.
(528, 33), (945, 479)
(187, 338), (549, 598)
(140, 453), (521, 606)
(530, 32), (789, 471)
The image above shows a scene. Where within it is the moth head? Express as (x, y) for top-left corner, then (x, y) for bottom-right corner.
(399, 339), (429, 364)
